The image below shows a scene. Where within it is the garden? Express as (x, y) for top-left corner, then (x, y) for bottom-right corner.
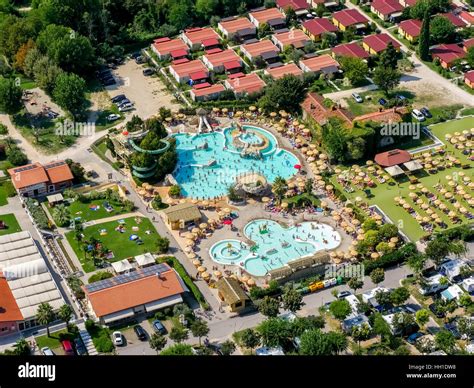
(0, 213), (21, 236)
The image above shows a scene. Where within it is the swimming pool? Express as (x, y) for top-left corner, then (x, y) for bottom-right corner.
(173, 126), (299, 198)
(209, 219), (341, 277)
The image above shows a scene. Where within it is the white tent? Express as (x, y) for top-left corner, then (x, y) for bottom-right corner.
(384, 165), (405, 177)
(111, 259), (133, 274)
(135, 253), (155, 267)
(403, 160), (423, 172)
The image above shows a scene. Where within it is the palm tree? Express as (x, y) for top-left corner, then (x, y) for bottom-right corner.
(58, 304), (74, 330)
(272, 176), (288, 204)
(52, 204), (70, 227)
(36, 302), (55, 337)
(13, 338), (31, 355)
(149, 333), (167, 354)
(190, 319), (209, 346)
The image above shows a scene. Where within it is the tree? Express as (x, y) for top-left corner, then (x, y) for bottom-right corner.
(258, 75), (306, 114)
(458, 293), (473, 308)
(239, 328), (261, 354)
(373, 66), (401, 95)
(370, 268), (385, 286)
(195, 0), (218, 22)
(351, 323), (372, 350)
(256, 318), (291, 348)
(390, 287), (410, 306)
(347, 278), (364, 295)
(271, 176), (288, 204)
(169, 185), (180, 197)
(14, 39), (36, 72)
(346, 137), (366, 160)
(375, 290), (392, 309)
(149, 333), (167, 353)
(52, 204), (71, 227)
(282, 287), (305, 313)
(160, 343), (194, 355)
(220, 340), (236, 355)
(456, 317), (474, 339)
(290, 316), (325, 337)
(168, 0), (194, 31)
(155, 235), (170, 254)
(36, 302), (55, 337)
(425, 237), (466, 266)
(430, 15), (456, 44)
(329, 299), (351, 321)
(373, 313), (391, 343)
(415, 309), (430, 329)
(53, 73), (87, 118)
(392, 312), (415, 336)
(13, 338), (30, 356)
(258, 22), (271, 39)
(362, 218), (378, 232)
(340, 56), (368, 86)
(169, 326), (189, 343)
(258, 296), (280, 318)
(285, 7), (297, 26)
(58, 304), (74, 329)
(435, 329), (456, 354)
(418, 9), (431, 61)
(378, 224), (399, 240)
(407, 254), (426, 278)
(322, 118), (348, 163)
(0, 78), (23, 114)
(466, 46), (474, 68)
(379, 42), (399, 70)
(190, 319), (209, 346)
(299, 329), (348, 355)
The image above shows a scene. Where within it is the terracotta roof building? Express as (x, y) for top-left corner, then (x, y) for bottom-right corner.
(299, 54), (340, 74)
(152, 37), (189, 60)
(218, 17), (257, 40)
(181, 27), (221, 51)
(464, 70), (474, 89)
(0, 274), (23, 337)
(240, 39), (280, 63)
(308, 0), (340, 8)
(84, 263), (186, 325)
(276, 0), (309, 15)
(168, 59), (209, 84)
(190, 84), (226, 101)
(375, 149), (411, 167)
(362, 33), (401, 55)
(440, 13), (467, 29)
(225, 73), (266, 96)
(332, 42), (370, 59)
(459, 11), (474, 26)
(248, 7), (286, 29)
(431, 43), (466, 69)
(370, 0), (403, 21)
(271, 29), (311, 50)
(332, 9), (369, 31)
(216, 277), (250, 313)
(398, 19), (422, 42)
(8, 161), (73, 198)
(301, 92), (354, 127)
(201, 49), (243, 73)
(265, 63), (304, 79)
(463, 38), (474, 52)
(162, 203), (202, 230)
(302, 18), (338, 41)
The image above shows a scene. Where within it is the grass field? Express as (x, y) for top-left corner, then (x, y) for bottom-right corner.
(66, 216), (160, 272)
(330, 117), (474, 242)
(344, 89), (415, 116)
(0, 213), (21, 235)
(62, 198), (128, 223)
(35, 329), (76, 352)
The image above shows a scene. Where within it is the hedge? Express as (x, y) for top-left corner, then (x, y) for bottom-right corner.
(249, 280), (281, 300)
(431, 224), (474, 242)
(362, 243), (418, 275)
(25, 198), (51, 230)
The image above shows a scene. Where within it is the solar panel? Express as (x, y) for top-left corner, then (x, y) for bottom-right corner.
(44, 161), (66, 169)
(85, 263), (169, 293)
(14, 164), (38, 173)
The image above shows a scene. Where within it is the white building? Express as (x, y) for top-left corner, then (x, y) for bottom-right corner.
(462, 277), (474, 293)
(441, 284), (465, 302)
(419, 274), (449, 295)
(362, 287), (389, 308)
(439, 259), (469, 281)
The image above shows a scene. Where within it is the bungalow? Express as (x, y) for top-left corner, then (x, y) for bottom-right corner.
(465, 70), (474, 89)
(240, 39), (280, 63)
(439, 259), (469, 282)
(308, 0), (340, 8)
(216, 277), (250, 313)
(299, 54), (340, 75)
(190, 84), (226, 102)
(8, 161), (74, 198)
(371, 0), (404, 21)
(419, 274), (449, 295)
(152, 37), (189, 60)
(271, 29), (311, 51)
(248, 7), (286, 29)
(332, 42), (370, 59)
(276, 0), (309, 16)
(225, 73), (266, 97)
(201, 49), (243, 73)
(161, 203), (202, 230)
(301, 92), (354, 127)
(464, 38), (474, 52)
(265, 63), (304, 79)
(332, 9), (369, 31)
(362, 287), (389, 308)
(398, 19), (422, 42)
(181, 27), (221, 51)
(168, 59), (209, 84)
(459, 11), (474, 27)
(441, 284), (464, 302)
(342, 314), (370, 334)
(362, 33), (401, 55)
(431, 43), (466, 69)
(399, 0), (418, 7)
(302, 18), (338, 41)
(218, 17), (257, 41)
(440, 13), (467, 29)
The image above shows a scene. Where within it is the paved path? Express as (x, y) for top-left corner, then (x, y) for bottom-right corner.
(323, 83), (378, 101)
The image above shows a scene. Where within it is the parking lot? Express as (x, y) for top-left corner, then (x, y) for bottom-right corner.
(114, 319), (156, 356)
(105, 59), (181, 119)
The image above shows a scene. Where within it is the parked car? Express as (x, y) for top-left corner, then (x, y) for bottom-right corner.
(112, 331), (124, 346)
(102, 77), (116, 86)
(378, 98), (387, 106)
(143, 68), (155, 76)
(111, 94), (126, 103)
(352, 93), (363, 103)
(61, 340), (74, 355)
(407, 332), (424, 344)
(41, 347), (55, 356)
(152, 320), (167, 335)
(119, 103), (134, 112)
(420, 107), (432, 118)
(131, 52), (142, 59)
(429, 302), (445, 318)
(73, 338), (87, 356)
(107, 114), (121, 122)
(412, 109), (425, 122)
(135, 56), (145, 64)
(337, 290), (352, 299)
(133, 325), (147, 341)
(115, 98), (131, 106)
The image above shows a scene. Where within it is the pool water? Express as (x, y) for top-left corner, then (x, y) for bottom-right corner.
(173, 126), (299, 198)
(210, 220), (341, 277)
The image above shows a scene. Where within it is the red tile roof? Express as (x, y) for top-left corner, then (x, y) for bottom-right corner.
(0, 274), (23, 322)
(249, 7), (286, 26)
(440, 13), (467, 28)
(276, 0), (309, 11)
(44, 161), (74, 184)
(8, 161), (73, 190)
(84, 266), (185, 318)
(189, 71), (208, 81)
(206, 48), (223, 55)
(173, 58), (190, 65)
(153, 38), (189, 57)
(464, 38), (474, 51)
(375, 149), (411, 167)
(170, 60), (209, 79)
(273, 29), (311, 48)
(170, 49), (188, 59)
(203, 49), (242, 69)
(333, 9), (369, 28)
(459, 11), (474, 25)
(464, 70), (474, 84)
(226, 73), (266, 94)
(301, 92), (353, 126)
(371, 0), (403, 16)
(191, 84), (226, 97)
(202, 38), (220, 47)
(219, 17), (255, 35)
(241, 39), (280, 59)
(266, 63), (303, 79)
(303, 18), (338, 36)
(431, 43), (466, 64)
(300, 54), (340, 72)
(193, 82), (212, 90)
(363, 33), (401, 53)
(183, 27), (220, 47)
(228, 72), (245, 79)
(398, 19), (422, 38)
(332, 42), (370, 59)
(224, 60), (242, 70)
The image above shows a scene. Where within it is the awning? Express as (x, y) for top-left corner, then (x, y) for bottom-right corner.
(111, 259), (133, 273)
(170, 49), (188, 58)
(202, 38), (219, 47)
(403, 160), (423, 171)
(173, 58), (190, 65)
(193, 82), (211, 89)
(103, 309), (135, 324)
(47, 193), (64, 203)
(189, 71), (208, 81)
(206, 48), (223, 55)
(135, 253), (155, 267)
(228, 72), (245, 79)
(384, 165), (405, 176)
(224, 60), (242, 70)
(261, 51), (278, 60)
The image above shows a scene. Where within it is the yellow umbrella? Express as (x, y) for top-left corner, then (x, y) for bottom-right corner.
(192, 259), (201, 266)
(281, 202), (289, 209)
(197, 266), (207, 273)
(214, 271), (223, 279)
(247, 278), (256, 287)
(201, 272), (210, 280)
(199, 223), (208, 229)
(261, 197), (271, 203)
(371, 252), (380, 259)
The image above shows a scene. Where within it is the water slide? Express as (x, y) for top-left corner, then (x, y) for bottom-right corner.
(198, 115), (213, 133)
(129, 135), (171, 178)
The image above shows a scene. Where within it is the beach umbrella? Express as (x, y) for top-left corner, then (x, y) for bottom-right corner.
(326, 185), (334, 191)
(199, 223), (208, 229)
(201, 272), (210, 280)
(357, 234), (365, 241)
(330, 252), (337, 258)
(453, 202), (461, 209)
(394, 196), (401, 203)
(371, 252), (380, 259)
(409, 192), (417, 199)
(192, 228), (200, 235)
(197, 266), (207, 273)
(422, 217), (430, 223)
(214, 271), (222, 279)
(421, 187), (429, 194)
(355, 197), (363, 203)
(320, 201), (328, 208)
(439, 203), (447, 210)
(459, 207), (467, 214)
(415, 215), (423, 222)
(270, 112), (277, 117)
(416, 199), (423, 205)
(388, 242), (396, 248)
(212, 107), (220, 113)
(187, 252), (196, 259)
(430, 213), (438, 220)
(403, 203), (410, 209)
(352, 219), (361, 226)
(245, 112), (252, 118)
(440, 188), (447, 194)
(448, 211), (456, 218)
(247, 278), (256, 287)
(261, 197), (271, 203)
(281, 202), (289, 209)
(185, 239), (195, 246)
(333, 215), (341, 221)
(416, 183), (424, 189)
(249, 106), (257, 112)
(426, 208), (433, 215)
(434, 199), (441, 206)
(421, 203), (429, 210)
(192, 259), (201, 267)
(445, 192), (453, 199)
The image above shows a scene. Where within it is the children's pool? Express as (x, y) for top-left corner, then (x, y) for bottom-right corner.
(173, 126), (299, 198)
(209, 219), (341, 277)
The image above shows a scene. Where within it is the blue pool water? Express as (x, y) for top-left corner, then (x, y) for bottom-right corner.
(173, 126), (299, 198)
(210, 219), (341, 277)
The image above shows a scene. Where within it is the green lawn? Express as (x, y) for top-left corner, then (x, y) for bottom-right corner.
(0, 213), (21, 235)
(66, 216), (161, 272)
(330, 117), (474, 242)
(35, 329), (76, 351)
(63, 198), (129, 223)
(344, 89), (415, 116)
(94, 105), (124, 132)
(0, 182), (11, 206)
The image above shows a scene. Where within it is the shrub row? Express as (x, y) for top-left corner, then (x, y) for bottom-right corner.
(362, 243), (418, 275)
